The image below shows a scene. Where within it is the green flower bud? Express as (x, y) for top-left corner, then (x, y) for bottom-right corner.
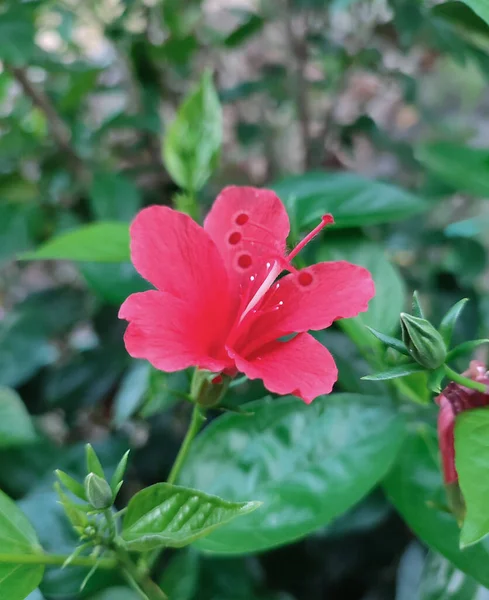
(400, 313), (447, 369)
(84, 473), (113, 510)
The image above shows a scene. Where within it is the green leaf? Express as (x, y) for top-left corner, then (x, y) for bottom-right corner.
(86, 444), (105, 479)
(412, 291), (426, 319)
(318, 234), (405, 334)
(432, 1), (489, 37)
(88, 589), (139, 600)
(271, 171), (431, 230)
(223, 13), (264, 48)
(416, 142), (489, 197)
(458, 0), (489, 26)
(55, 470), (86, 502)
(383, 428), (489, 587)
(110, 450), (130, 496)
(0, 202), (40, 263)
(362, 363), (425, 381)
(0, 288), (84, 387)
(366, 327), (410, 355)
(121, 483), (260, 551)
(21, 223), (130, 262)
(447, 339), (489, 361)
(455, 409), (489, 547)
(0, 490), (44, 600)
(163, 70), (222, 191)
(89, 172), (142, 222)
(78, 262), (150, 305)
(0, 8), (36, 65)
(439, 299), (469, 346)
(419, 552), (489, 600)
(445, 215), (489, 239)
(112, 361), (150, 427)
(180, 394), (405, 554)
(159, 549), (199, 600)
(0, 387), (36, 447)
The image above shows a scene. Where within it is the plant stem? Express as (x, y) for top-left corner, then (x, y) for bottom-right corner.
(116, 547), (168, 600)
(167, 404), (206, 485)
(0, 553), (116, 569)
(444, 365), (488, 393)
(6, 66), (91, 185)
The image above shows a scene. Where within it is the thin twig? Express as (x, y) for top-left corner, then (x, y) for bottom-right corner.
(7, 66), (91, 184)
(283, 0), (312, 170)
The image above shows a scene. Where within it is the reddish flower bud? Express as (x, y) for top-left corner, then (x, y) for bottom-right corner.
(436, 361), (489, 485)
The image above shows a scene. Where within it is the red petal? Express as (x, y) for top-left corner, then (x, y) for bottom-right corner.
(236, 261), (374, 356)
(437, 396), (458, 485)
(119, 291), (232, 373)
(230, 333), (337, 403)
(129, 205), (230, 314)
(204, 186), (290, 299)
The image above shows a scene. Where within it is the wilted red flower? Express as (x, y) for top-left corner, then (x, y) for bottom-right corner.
(119, 186), (374, 403)
(436, 361), (489, 484)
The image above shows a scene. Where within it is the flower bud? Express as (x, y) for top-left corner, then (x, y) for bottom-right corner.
(400, 313), (447, 369)
(84, 473), (113, 510)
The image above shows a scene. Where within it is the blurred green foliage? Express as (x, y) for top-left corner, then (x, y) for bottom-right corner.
(2, 0), (489, 598)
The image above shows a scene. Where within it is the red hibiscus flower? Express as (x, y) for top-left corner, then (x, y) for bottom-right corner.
(436, 361), (489, 484)
(119, 186), (375, 403)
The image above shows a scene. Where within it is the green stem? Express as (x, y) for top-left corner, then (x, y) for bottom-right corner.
(0, 553), (116, 569)
(167, 403), (206, 485)
(116, 547), (168, 600)
(444, 365), (488, 393)
(105, 509), (117, 540)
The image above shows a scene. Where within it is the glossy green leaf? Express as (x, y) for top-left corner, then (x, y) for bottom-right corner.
(439, 299), (469, 346)
(121, 483), (260, 551)
(180, 394), (405, 554)
(455, 409), (489, 547)
(21, 223), (130, 262)
(89, 172), (142, 222)
(271, 172), (430, 230)
(362, 363), (425, 381)
(419, 552), (489, 600)
(0, 490), (44, 600)
(458, 0), (489, 26)
(416, 143), (489, 197)
(318, 234), (405, 333)
(163, 70), (222, 191)
(384, 428), (489, 587)
(0, 387), (36, 447)
(159, 549), (199, 600)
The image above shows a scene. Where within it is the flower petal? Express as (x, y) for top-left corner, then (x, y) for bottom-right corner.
(129, 205), (230, 313)
(203, 186), (290, 299)
(230, 332), (337, 403)
(120, 291), (231, 373)
(437, 396), (457, 484)
(236, 261), (374, 356)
